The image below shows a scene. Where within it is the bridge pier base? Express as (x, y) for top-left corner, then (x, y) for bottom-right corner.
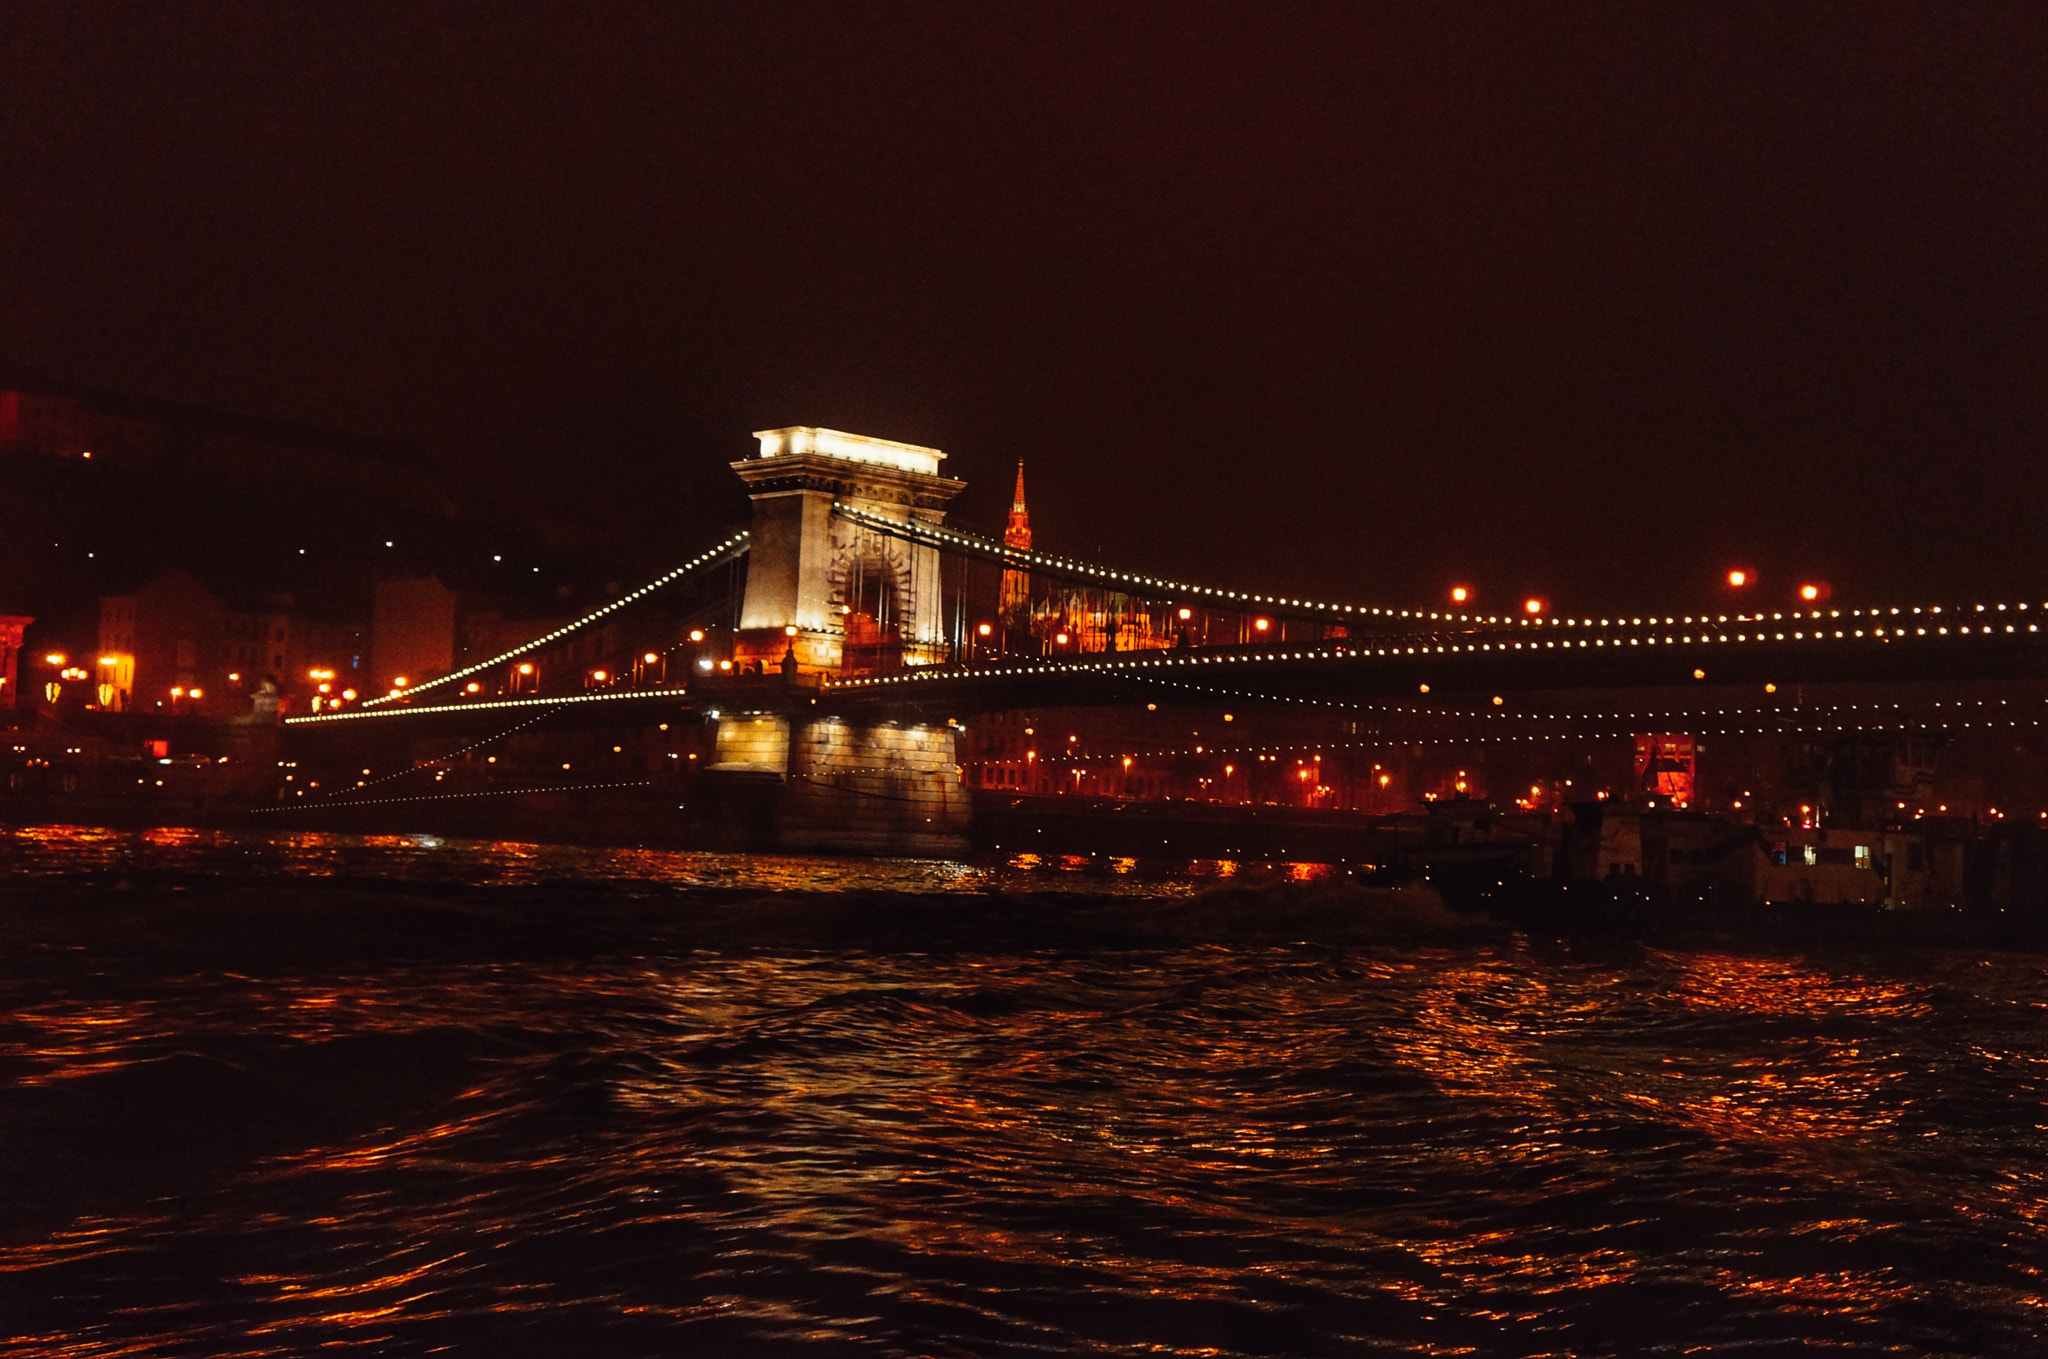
(702, 713), (970, 856)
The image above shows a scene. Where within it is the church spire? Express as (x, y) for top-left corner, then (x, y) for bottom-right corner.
(1004, 459), (1032, 552)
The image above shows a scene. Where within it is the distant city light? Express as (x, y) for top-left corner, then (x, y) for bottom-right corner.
(517, 663), (533, 674)
(1253, 618), (1270, 631)
(1523, 598), (1544, 615)
(1450, 586), (1470, 604)
(1177, 607), (1192, 620)
(643, 652), (659, 663)
(1727, 569), (1748, 587)
(688, 630), (705, 643)
(977, 622), (992, 636)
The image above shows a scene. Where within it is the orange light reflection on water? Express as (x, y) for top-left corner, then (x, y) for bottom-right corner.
(1667, 951), (1931, 1020)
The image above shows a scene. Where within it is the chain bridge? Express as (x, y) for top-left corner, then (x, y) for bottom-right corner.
(281, 428), (2048, 853)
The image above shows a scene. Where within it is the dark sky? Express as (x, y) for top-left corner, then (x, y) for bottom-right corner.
(5, 3), (2045, 614)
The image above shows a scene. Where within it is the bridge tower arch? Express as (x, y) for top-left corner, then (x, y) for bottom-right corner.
(731, 427), (965, 673)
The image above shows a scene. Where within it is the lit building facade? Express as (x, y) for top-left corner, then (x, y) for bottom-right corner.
(97, 572), (362, 716)
(370, 576), (457, 696)
(0, 614), (29, 710)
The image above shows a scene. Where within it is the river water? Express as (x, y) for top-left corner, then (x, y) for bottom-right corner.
(1, 824), (2044, 1357)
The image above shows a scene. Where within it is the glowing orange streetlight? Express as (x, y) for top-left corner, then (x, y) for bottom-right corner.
(1523, 597), (1545, 616)
(1727, 569), (1749, 588)
(1800, 582), (1830, 602)
(1450, 585), (1470, 605)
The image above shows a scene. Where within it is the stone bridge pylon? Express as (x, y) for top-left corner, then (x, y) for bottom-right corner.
(710, 427), (972, 855)
(730, 427), (965, 675)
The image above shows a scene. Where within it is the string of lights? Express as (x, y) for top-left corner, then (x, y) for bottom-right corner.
(832, 503), (1441, 623)
(828, 611), (2048, 694)
(295, 703), (572, 801)
(1122, 670), (1368, 710)
(1493, 697), (2044, 722)
(1118, 679), (2048, 726)
(256, 780), (653, 813)
(286, 689), (682, 725)
(1023, 714), (2048, 763)
(357, 532), (750, 709)
(834, 500), (2048, 635)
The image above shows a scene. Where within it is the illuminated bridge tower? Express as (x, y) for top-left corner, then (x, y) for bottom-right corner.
(731, 427), (965, 674)
(713, 427), (971, 855)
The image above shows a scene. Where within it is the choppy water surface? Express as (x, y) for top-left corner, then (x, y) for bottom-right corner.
(2, 824), (2045, 1356)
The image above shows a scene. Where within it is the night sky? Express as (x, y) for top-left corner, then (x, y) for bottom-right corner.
(5, 3), (2045, 615)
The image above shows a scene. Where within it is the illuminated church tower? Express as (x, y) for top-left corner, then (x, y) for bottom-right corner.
(1000, 460), (1032, 623)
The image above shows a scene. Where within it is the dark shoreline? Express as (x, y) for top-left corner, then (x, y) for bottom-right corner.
(2, 865), (2040, 984)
